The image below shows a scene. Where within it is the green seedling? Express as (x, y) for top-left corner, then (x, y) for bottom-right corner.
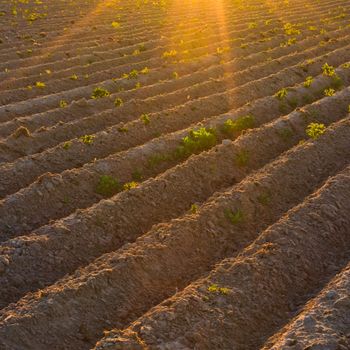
(235, 150), (249, 167)
(324, 88), (335, 96)
(225, 208), (244, 224)
(140, 113), (150, 125)
(114, 98), (123, 107)
(221, 115), (255, 135)
(62, 141), (72, 150)
(303, 76), (313, 88)
(123, 181), (138, 190)
(35, 81), (45, 88)
(322, 63), (335, 76)
(132, 169), (143, 181)
(208, 284), (230, 295)
(96, 175), (122, 196)
(306, 122), (326, 139)
(59, 100), (68, 108)
(176, 127), (216, 158)
(275, 88), (288, 99)
(190, 204), (198, 214)
(91, 87), (110, 99)
(80, 135), (95, 145)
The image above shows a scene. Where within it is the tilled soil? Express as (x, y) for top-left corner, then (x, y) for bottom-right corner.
(0, 0), (350, 349)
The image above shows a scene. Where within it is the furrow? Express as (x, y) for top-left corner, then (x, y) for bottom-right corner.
(93, 163), (350, 350)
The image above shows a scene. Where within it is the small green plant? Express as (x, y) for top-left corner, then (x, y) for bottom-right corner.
(96, 175), (122, 196)
(225, 208), (244, 224)
(111, 21), (120, 28)
(322, 63), (335, 77)
(132, 169), (143, 181)
(62, 141), (72, 150)
(140, 113), (150, 125)
(275, 88), (288, 99)
(123, 181), (138, 190)
(257, 192), (271, 205)
(176, 127), (217, 158)
(117, 125), (128, 133)
(190, 204), (198, 214)
(277, 127), (293, 141)
(35, 81), (45, 88)
(172, 71), (179, 79)
(330, 75), (343, 90)
(59, 100), (68, 108)
(235, 150), (249, 167)
(324, 88), (335, 96)
(303, 76), (313, 88)
(162, 49), (177, 59)
(208, 284), (230, 295)
(114, 98), (123, 107)
(80, 135), (95, 145)
(91, 87), (110, 99)
(221, 115), (255, 135)
(306, 122), (326, 139)
(140, 67), (149, 74)
(148, 153), (171, 168)
(70, 74), (78, 80)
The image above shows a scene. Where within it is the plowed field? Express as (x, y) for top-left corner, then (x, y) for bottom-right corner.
(0, 0), (349, 349)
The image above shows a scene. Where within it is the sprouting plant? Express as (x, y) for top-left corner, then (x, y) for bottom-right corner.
(123, 181), (138, 190)
(324, 88), (335, 96)
(35, 81), (45, 88)
(322, 63), (335, 77)
(148, 153), (171, 168)
(257, 192), (271, 205)
(114, 98), (123, 107)
(248, 22), (257, 29)
(62, 141), (72, 150)
(190, 204), (198, 214)
(342, 62), (350, 69)
(140, 67), (149, 74)
(225, 208), (244, 224)
(221, 115), (255, 135)
(284, 22), (300, 36)
(140, 113), (150, 125)
(280, 38), (296, 47)
(96, 175), (122, 196)
(59, 100), (68, 108)
(216, 46), (230, 55)
(139, 43), (146, 52)
(129, 69), (139, 79)
(117, 125), (128, 133)
(135, 82), (142, 89)
(306, 122), (326, 139)
(303, 76), (313, 88)
(277, 127), (293, 141)
(275, 88), (288, 99)
(172, 71), (179, 79)
(80, 134), (95, 145)
(70, 74), (78, 80)
(176, 127), (217, 158)
(235, 150), (249, 167)
(330, 75), (343, 90)
(132, 169), (143, 181)
(111, 21), (120, 28)
(91, 87), (110, 99)
(207, 284), (230, 295)
(162, 49), (177, 59)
